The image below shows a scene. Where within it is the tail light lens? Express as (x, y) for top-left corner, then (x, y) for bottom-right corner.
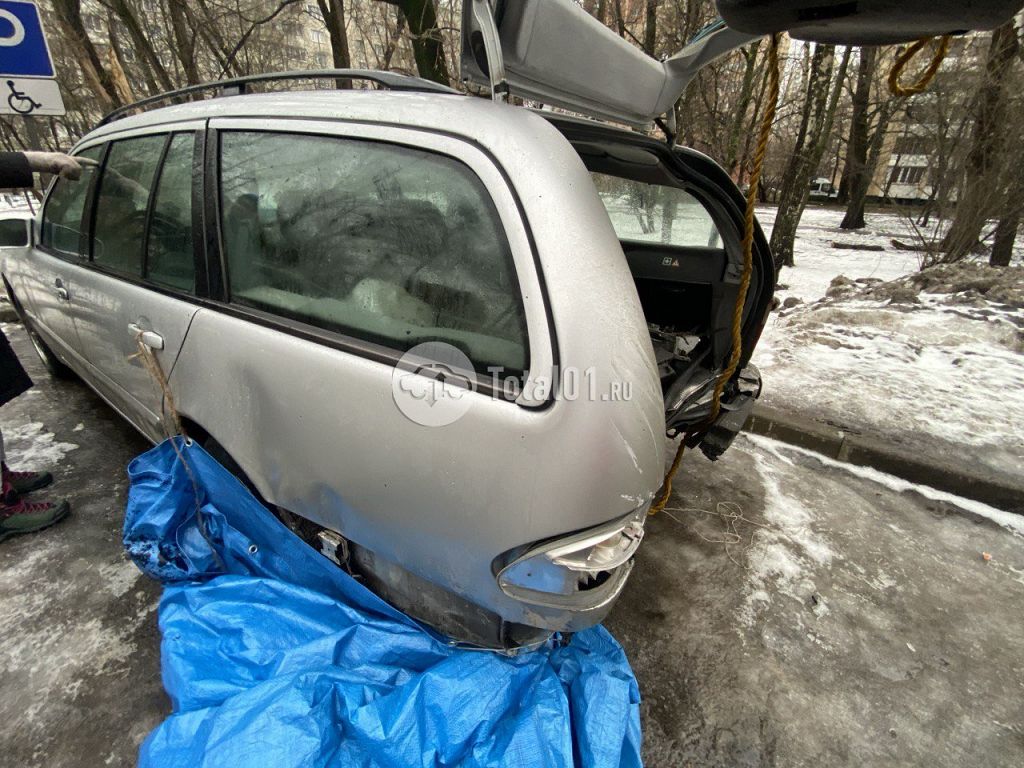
(495, 508), (647, 606)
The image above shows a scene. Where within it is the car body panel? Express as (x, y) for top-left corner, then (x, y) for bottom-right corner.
(5, 92), (665, 635)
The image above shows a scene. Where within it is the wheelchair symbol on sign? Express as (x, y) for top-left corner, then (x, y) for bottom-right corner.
(6, 80), (40, 114)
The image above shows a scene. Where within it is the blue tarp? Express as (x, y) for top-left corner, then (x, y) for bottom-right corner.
(123, 438), (642, 767)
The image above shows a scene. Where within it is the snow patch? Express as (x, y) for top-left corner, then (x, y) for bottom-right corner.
(740, 444), (834, 628)
(756, 294), (1024, 475)
(748, 434), (1024, 537)
(95, 558), (143, 598)
(2, 422), (78, 470)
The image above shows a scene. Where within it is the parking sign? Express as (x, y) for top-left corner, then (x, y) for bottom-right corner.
(0, 0), (54, 77)
(0, 0), (64, 116)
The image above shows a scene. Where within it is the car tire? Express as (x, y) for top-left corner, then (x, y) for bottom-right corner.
(23, 315), (76, 380)
(3, 279), (77, 381)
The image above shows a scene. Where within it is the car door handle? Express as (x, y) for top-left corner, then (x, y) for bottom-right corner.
(128, 323), (164, 350)
(54, 278), (69, 302)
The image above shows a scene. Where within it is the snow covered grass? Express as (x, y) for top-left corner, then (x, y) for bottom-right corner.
(752, 206), (1024, 482)
(757, 204), (1024, 303)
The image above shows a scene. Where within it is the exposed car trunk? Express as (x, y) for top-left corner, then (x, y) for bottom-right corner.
(548, 116), (775, 449)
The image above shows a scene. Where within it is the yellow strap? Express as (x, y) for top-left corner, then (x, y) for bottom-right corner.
(649, 34), (780, 516)
(888, 36), (951, 96)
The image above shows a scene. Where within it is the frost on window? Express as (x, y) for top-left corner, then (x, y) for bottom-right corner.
(590, 172), (721, 249)
(219, 131), (528, 373)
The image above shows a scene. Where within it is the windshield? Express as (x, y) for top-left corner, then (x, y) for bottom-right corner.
(590, 172), (721, 249)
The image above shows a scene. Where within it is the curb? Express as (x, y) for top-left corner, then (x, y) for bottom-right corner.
(743, 404), (1024, 514)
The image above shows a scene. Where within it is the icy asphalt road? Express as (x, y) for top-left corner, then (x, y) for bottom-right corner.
(0, 323), (1021, 767)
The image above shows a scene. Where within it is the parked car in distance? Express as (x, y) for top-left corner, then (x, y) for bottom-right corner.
(809, 177), (839, 200)
(4, 55), (773, 647)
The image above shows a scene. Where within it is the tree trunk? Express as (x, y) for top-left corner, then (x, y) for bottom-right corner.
(612, 0), (626, 37)
(643, 0), (658, 56)
(380, 0), (450, 85)
(725, 43), (760, 176)
(381, 9), (406, 70)
(317, 0), (352, 88)
(104, 17), (138, 104)
(167, 0), (201, 85)
(990, 207), (1019, 266)
(107, 0), (176, 93)
(51, 0), (123, 111)
(839, 47), (876, 229)
(737, 55), (772, 186)
(770, 44), (845, 269)
(942, 22), (1019, 261)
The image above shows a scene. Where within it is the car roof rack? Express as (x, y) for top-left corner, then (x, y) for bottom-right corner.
(98, 69), (459, 127)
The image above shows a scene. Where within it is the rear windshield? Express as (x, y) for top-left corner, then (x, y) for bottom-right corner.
(0, 218), (28, 248)
(590, 172), (721, 249)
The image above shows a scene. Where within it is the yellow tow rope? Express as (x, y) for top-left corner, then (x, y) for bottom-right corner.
(649, 34), (780, 516)
(649, 33), (950, 516)
(888, 36), (951, 96)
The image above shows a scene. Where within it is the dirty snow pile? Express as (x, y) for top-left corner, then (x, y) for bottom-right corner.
(754, 207), (1024, 483)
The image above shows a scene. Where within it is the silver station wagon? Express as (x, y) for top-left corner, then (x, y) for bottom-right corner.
(3, 10), (775, 648)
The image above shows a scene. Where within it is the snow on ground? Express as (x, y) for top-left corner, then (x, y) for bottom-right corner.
(753, 205), (1024, 483)
(757, 204), (1024, 303)
(3, 421), (79, 471)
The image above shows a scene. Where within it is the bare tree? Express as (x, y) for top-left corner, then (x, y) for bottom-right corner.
(317, 0), (352, 88)
(770, 43), (849, 268)
(377, 0), (449, 85)
(942, 21), (1020, 260)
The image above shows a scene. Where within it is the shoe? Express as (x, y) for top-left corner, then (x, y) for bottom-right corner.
(0, 485), (70, 542)
(2, 463), (54, 496)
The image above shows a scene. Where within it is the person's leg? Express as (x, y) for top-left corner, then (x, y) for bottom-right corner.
(0, 426), (53, 494)
(0, 422), (68, 540)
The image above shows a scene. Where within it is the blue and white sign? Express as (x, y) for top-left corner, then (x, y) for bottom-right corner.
(0, 1), (64, 116)
(0, 0), (55, 77)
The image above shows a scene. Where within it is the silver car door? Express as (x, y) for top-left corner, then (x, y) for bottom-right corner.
(70, 128), (202, 440)
(20, 144), (105, 367)
(168, 117), (557, 602)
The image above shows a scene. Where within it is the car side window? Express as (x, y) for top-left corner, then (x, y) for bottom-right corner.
(146, 133), (195, 292)
(218, 131), (528, 374)
(40, 145), (104, 256)
(92, 135), (165, 276)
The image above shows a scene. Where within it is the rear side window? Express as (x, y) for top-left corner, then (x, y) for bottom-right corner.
(41, 145), (103, 255)
(218, 131), (528, 373)
(0, 219), (28, 247)
(146, 133), (195, 291)
(92, 135), (165, 276)
(591, 172), (722, 249)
